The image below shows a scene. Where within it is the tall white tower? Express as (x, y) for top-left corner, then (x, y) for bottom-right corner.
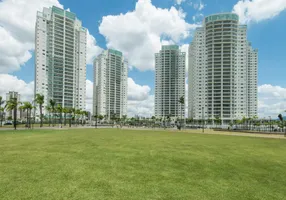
(188, 13), (258, 124)
(34, 6), (87, 116)
(155, 45), (186, 119)
(93, 49), (128, 119)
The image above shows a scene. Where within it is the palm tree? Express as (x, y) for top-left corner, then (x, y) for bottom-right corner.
(278, 114), (284, 134)
(35, 94), (45, 127)
(0, 107), (4, 127)
(214, 116), (221, 128)
(57, 104), (63, 128)
(75, 109), (82, 125)
(0, 96), (5, 127)
(46, 105), (52, 127)
(49, 99), (56, 127)
(98, 115), (104, 123)
(82, 111), (88, 125)
(20, 102), (33, 128)
(5, 96), (21, 130)
(63, 107), (69, 126)
(70, 108), (76, 126)
(178, 96), (185, 129)
(66, 108), (73, 127)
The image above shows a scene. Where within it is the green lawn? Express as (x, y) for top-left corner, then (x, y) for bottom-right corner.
(0, 129), (286, 200)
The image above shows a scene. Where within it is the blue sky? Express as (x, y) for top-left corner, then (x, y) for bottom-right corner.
(11, 0), (286, 86)
(1, 0), (286, 117)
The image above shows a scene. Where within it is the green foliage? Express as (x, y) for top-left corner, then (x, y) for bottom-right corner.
(5, 96), (21, 130)
(278, 114), (283, 122)
(179, 95), (185, 105)
(35, 94), (45, 127)
(0, 96), (5, 127)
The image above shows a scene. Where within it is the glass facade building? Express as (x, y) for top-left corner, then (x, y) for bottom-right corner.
(93, 49), (128, 120)
(188, 13), (258, 123)
(155, 45), (186, 119)
(34, 6), (87, 116)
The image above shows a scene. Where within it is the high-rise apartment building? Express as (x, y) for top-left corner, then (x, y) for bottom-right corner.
(93, 49), (128, 119)
(188, 13), (258, 123)
(34, 6), (87, 116)
(155, 45), (186, 119)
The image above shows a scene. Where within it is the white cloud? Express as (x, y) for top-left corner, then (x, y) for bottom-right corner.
(198, 2), (205, 11)
(192, 13), (204, 22)
(175, 0), (186, 5)
(192, 1), (205, 11)
(86, 30), (103, 65)
(128, 95), (154, 117)
(0, 0), (63, 73)
(258, 84), (286, 118)
(99, 0), (198, 71)
(0, 0), (101, 72)
(128, 78), (151, 101)
(0, 27), (33, 73)
(85, 79), (93, 112)
(0, 74), (34, 102)
(233, 0), (286, 24)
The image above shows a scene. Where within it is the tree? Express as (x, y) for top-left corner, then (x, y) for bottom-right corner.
(214, 116), (221, 128)
(75, 109), (82, 125)
(98, 115), (104, 122)
(63, 107), (69, 126)
(5, 96), (21, 130)
(67, 108), (73, 127)
(0, 107), (4, 127)
(35, 94), (45, 127)
(278, 114), (284, 134)
(49, 99), (56, 127)
(70, 108), (76, 126)
(20, 102), (33, 128)
(0, 96), (5, 127)
(178, 96), (185, 129)
(56, 104), (63, 128)
(82, 111), (88, 125)
(46, 105), (52, 127)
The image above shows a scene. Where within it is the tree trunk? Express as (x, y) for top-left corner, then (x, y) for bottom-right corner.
(26, 109), (29, 128)
(60, 112), (62, 128)
(52, 111), (55, 127)
(13, 108), (17, 130)
(180, 104), (182, 129)
(48, 112), (51, 127)
(0, 107), (2, 127)
(29, 109), (31, 128)
(64, 113), (66, 126)
(40, 105), (43, 127)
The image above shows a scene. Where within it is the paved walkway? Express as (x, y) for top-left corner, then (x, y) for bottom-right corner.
(121, 127), (286, 139)
(1, 126), (285, 140)
(184, 129), (286, 140)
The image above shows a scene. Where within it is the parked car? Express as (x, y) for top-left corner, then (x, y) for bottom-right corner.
(4, 122), (13, 125)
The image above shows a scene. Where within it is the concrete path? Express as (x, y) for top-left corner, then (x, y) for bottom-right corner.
(1, 126), (285, 140)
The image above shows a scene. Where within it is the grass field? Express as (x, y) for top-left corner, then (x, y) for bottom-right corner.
(0, 129), (286, 200)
